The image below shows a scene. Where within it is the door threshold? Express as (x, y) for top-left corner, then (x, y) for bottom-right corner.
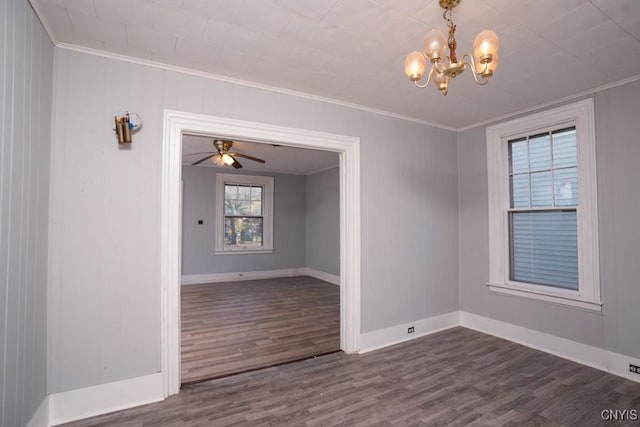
(180, 349), (343, 387)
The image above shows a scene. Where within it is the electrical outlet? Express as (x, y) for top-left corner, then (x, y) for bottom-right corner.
(407, 326), (415, 334)
(630, 364), (640, 374)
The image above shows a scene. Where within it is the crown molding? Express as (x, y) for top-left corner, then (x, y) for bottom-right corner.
(24, 1), (640, 134)
(54, 42), (458, 132)
(27, 0), (57, 45)
(306, 164), (340, 176)
(181, 161), (340, 176)
(52, 44), (640, 134)
(458, 73), (640, 132)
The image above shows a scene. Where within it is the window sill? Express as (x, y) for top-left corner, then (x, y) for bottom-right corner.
(215, 249), (274, 256)
(487, 282), (603, 312)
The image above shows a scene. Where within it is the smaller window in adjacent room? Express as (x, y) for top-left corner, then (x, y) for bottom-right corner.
(486, 99), (601, 310)
(215, 173), (274, 254)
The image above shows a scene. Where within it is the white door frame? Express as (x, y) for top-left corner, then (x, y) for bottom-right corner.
(160, 109), (361, 397)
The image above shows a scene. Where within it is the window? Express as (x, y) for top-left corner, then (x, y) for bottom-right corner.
(215, 173), (274, 254)
(486, 99), (601, 310)
(509, 128), (579, 289)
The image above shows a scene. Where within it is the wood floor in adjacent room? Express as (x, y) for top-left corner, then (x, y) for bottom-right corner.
(66, 327), (640, 427)
(180, 276), (340, 384)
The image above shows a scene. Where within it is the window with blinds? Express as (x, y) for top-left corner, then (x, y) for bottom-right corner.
(508, 127), (579, 290)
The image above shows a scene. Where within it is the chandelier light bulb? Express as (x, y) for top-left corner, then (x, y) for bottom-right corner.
(422, 29), (447, 62)
(404, 51), (427, 81)
(473, 30), (499, 64)
(475, 52), (499, 77)
(433, 71), (448, 94)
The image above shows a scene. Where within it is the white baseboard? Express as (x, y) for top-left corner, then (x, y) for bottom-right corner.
(181, 268), (307, 285)
(26, 396), (50, 427)
(38, 311), (640, 426)
(359, 311), (460, 353)
(181, 268), (341, 286)
(357, 310), (640, 384)
(460, 311), (640, 383)
(305, 268), (340, 286)
(49, 373), (164, 426)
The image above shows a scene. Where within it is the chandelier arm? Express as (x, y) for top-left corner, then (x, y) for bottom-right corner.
(414, 66), (435, 88)
(433, 60), (446, 75)
(462, 54), (490, 86)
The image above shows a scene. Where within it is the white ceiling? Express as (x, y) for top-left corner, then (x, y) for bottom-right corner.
(31, 0), (640, 129)
(182, 134), (339, 175)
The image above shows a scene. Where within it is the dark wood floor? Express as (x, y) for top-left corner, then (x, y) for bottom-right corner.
(65, 327), (640, 426)
(181, 276), (340, 384)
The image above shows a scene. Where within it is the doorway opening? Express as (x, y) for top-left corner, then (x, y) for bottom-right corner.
(180, 136), (342, 383)
(160, 110), (361, 397)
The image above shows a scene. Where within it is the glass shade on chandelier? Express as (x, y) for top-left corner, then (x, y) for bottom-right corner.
(403, 0), (499, 95)
(422, 29), (447, 61)
(404, 51), (426, 81)
(473, 30), (499, 76)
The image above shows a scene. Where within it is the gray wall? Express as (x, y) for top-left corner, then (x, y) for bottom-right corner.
(49, 48), (459, 393)
(306, 167), (340, 276)
(0, 0), (54, 426)
(458, 80), (640, 359)
(181, 166), (307, 275)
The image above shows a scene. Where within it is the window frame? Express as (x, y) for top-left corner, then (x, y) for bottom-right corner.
(486, 99), (601, 311)
(215, 173), (274, 255)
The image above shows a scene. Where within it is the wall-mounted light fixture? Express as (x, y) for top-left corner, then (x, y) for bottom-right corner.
(114, 112), (142, 144)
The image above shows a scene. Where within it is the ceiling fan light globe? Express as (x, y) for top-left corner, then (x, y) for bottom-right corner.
(212, 155), (225, 166)
(221, 153), (235, 165)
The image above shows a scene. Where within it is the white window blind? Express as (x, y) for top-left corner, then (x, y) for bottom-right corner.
(508, 127), (579, 290)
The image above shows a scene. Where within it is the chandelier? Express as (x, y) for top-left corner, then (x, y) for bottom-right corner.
(404, 0), (499, 96)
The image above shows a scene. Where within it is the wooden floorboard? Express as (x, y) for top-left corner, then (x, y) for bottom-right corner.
(65, 327), (640, 426)
(180, 276), (340, 384)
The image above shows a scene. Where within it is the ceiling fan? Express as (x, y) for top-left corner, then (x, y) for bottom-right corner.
(189, 139), (266, 169)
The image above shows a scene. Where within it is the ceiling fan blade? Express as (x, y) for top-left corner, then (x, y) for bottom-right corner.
(191, 154), (216, 166)
(185, 151), (216, 156)
(233, 152), (266, 164)
(231, 158), (243, 169)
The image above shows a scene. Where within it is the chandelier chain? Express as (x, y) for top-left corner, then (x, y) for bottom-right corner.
(445, 7), (458, 64)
